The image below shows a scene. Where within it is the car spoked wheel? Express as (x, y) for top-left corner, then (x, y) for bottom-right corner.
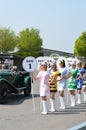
(0, 82), (8, 104)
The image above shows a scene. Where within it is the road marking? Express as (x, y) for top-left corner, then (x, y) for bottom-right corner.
(67, 122), (86, 130)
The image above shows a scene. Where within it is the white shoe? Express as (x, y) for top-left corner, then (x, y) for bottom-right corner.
(77, 94), (81, 104)
(41, 101), (48, 115)
(83, 92), (86, 101)
(83, 98), (86, 101)
(77, 100), (81, 104)
(50, 99), (56, 112)
(71, 104), (76, 107)
(70, 95), (76, 107)
(49, 109), (57, 112)
(59, 96), (66, 110)
(60, 106), (66, 110)
(41, 111), (48, 115)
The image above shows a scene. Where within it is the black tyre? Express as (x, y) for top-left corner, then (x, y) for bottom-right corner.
(0, 82), (8, 104)
(24, 78), (31, 96)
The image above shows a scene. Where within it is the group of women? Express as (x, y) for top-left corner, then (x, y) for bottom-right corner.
(32, 59), (86, 115)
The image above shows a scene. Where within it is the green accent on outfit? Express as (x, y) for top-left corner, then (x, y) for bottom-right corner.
(68, 69), (78, 90)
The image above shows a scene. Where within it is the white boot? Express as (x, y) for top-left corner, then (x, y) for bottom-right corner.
(77, 94), (81, 104)
(73, 95), (76, 106)
(59, 96), (66, 109)
(70, 95), (76, 107)
(41, 100), (48, 115)
(70, 95), (73, 106)
(83, 92), (86, 101)
(50, 99), (56, 112)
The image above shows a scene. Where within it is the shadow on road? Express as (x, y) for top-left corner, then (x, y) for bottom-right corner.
(48, 104), (86, 115)
(1, 93), (40, 105)
(48, 111), (80, 115)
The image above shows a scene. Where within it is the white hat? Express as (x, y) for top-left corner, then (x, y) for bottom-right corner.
(40, 61), (47, 66)
(50, 62), (56, 66)
(71, 61), (76, 66)
(76, 60), (81, 64)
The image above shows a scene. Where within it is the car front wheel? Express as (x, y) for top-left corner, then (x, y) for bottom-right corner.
(0, 82), (8, 104)
(24, 78), (31, 96)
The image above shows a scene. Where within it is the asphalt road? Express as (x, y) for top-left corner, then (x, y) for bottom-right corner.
(0, 79), (86, 130)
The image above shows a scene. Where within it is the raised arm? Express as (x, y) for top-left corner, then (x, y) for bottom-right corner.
(31, 72), (39, 80)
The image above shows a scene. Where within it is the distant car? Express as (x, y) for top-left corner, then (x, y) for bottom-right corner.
(0, 70), (31, 103)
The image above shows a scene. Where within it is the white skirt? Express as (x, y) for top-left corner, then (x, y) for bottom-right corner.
(40, 85), (50, 96)
(58, 84), (66, 91)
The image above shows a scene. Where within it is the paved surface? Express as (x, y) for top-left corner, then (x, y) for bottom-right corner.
(0, 79), (86, 130)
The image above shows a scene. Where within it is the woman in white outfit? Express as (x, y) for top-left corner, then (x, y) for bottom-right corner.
(57, 59), (67, 109)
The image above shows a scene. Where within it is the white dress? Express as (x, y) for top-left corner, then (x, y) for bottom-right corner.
(57, 67), (67, 91)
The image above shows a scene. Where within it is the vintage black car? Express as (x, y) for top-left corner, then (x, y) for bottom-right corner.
(0, 70), (31, 103)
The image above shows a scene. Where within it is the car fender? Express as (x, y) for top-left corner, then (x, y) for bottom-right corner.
(0, 78), (11, 86)
(0, 77), (16, 89)
(24, 76), (31, 88)
(0, 77), (20, 94)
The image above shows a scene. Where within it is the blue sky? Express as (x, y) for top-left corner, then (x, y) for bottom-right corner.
(0, 0), (86, 53)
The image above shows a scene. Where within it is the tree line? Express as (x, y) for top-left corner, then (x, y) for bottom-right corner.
(0, 27), (43, 57)
(0, 26), (86, 58)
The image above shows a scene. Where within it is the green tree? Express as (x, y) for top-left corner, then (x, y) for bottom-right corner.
(74, 32), (86, 57)
(17, 28), (43, 57)
(0, 27), (17, 53)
